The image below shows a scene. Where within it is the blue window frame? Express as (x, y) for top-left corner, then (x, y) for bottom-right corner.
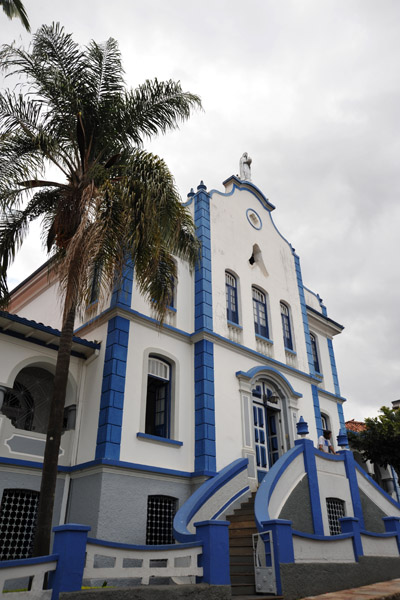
(145, 357), (171, 438)
(280, 302), (293, 350)
(310, 333), (321, 373)
(252, 287), (269, 338)
(226, 271), (239, 324)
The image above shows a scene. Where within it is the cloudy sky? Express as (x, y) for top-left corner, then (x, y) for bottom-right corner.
(2, 0), (400, 422)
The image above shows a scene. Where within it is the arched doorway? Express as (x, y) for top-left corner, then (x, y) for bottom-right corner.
(251, 380), (289, 482)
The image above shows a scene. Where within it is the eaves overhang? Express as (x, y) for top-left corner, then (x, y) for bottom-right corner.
(306, 305), (344, 337)
(0, 310), (100, 359)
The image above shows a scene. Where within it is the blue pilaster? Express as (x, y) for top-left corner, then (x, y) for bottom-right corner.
(96, 316), (130, 460)
(194, 182), (213, 332)
(292, 250), (315, 375)
(312, 384), (323, 438)
(341, 449), (365, 529)
(193, 181), (216, 475)
(296, 438), (324, 535)
(110, 262), (134, 309)
(327, 338), (341, 396)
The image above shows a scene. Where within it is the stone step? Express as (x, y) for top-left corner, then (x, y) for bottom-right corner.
(231, 572), (255, 585)
(231, 583), (256, 596)
(230, 563), (254, 574)
(229, 537), (253, 547)
(229, 513), (256, 522)
(229, 520), (256, 529)
(230, 546), (253, 556)
(230, 555), (253, 566)
(229, 528), (256, 538)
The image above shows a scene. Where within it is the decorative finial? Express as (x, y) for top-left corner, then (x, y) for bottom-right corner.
(187, 188), (195, 198)
(197, 180), (207, 190)
(337, 428), (349, 449)
(296, 416), (309, 438)
(239, 152), (252, 181)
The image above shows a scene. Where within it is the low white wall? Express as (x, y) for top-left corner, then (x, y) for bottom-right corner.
(293, 535), (355, 563)
(356, 470), (400, 517)
(268, 453), (305, 519)
(361, 534), (399, 557)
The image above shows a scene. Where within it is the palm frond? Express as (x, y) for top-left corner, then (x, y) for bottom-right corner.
(86, 38), (124, 104)
(123, 79), (202, 145)
(0, 0), (30, 31)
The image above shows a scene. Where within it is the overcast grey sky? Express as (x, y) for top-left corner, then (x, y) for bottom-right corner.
(2, 0), (400, 423)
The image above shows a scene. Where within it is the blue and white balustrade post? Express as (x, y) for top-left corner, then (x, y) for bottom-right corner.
(194, 520), (230, 585)
(50, 524), (90, 600)
(296, 416), (309, 438)
(383, 517), (400, 554)
(337, 428), (349, 450)
(339, 517), (363, 561)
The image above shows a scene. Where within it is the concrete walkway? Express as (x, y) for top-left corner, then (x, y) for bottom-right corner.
(301, 578), (400, 600)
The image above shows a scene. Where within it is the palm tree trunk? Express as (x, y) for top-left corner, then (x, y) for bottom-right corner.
(32, 303), (76, 557)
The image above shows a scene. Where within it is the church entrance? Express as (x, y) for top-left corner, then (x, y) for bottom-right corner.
(252, 381), (285, 483)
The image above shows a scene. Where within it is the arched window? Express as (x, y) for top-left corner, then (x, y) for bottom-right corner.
(310, 333), (321, 373)
(145, 356), (171, 439)
(280, 302), (293, 350)
(252, 287), (269, 338)
(1, 367), (55, 434)
(321, 413), (330, 431)
(225, 271), (239, 324)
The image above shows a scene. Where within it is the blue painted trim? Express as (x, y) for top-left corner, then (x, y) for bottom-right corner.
(301, 438), (324, 535)
(327, 338), (341, 396)
(255, 334), (274, 345)
(211, 486), (250, 520)
(360, 530), (398, 539)
(355, 463), (400, 509)
(284, 347), (297, 356)
(110, 262), (134, 309)
(312, 384), (323, 438)
(292, 251), (315, 376)
(337, 402), (346, 430)
(173, 458), (248, 542)
(194, 182), (213, 333)
(342, 451), (364, 527)
(292, 530), (353, 541)
(0, 322), (99, 360)
(0, 456), (197, 478)
(318, 388), (347, 403)
(53, 524), (90, 532)
(96, 316), (130, 460)
(227, 320), (242, 329)
(0, 554), (59, 569)
(87, 537), (202, 551)
(391, 466), (400, 502)
(306, 304), (344, 331)
(136, 432), (183, 446)
(254, 445), (303, 530)
(236, 365), (302, 398)
(0, 310), (100, 350)
(211, 175), (276, 211)
(246, 207), (262, 230)
(193, 184), (216, 482)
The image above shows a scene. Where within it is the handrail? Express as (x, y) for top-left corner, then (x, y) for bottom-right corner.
(173, 457), (248, 542)
(254, 445), (303, 530)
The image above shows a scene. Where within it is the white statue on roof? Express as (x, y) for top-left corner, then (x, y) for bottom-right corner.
(239, 152), (252, 181)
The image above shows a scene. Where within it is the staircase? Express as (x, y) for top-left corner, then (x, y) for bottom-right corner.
(228, 492), (283, 599)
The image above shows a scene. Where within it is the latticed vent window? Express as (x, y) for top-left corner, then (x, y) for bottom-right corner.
(326, 497), (345, 535)
(146, 495), (177, 545)
(0, 489), (39, 560)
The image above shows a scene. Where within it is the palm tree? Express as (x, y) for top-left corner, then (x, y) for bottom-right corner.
(0, 23), (201, 556)
(0, 0), (30, 31)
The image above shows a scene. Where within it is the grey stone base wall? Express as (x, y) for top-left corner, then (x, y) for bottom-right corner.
(61, 585), (231, 600)
(66, 468), (195, 544)
(281, 556), (400, 600)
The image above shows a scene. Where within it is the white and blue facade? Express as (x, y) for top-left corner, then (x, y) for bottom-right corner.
(1, 169), (398, 580)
